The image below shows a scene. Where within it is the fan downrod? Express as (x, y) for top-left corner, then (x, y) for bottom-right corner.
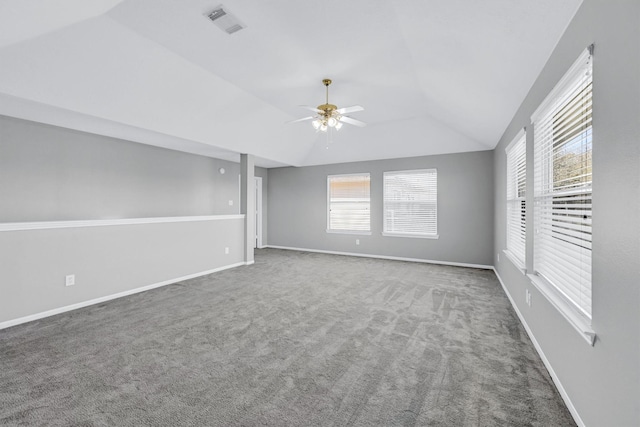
(318, 78), (336, 114)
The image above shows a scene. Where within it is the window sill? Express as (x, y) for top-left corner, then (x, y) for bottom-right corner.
(502, 250), (526, 275)
(326, 229), (372, 236)
(382, 232), (439, 239)
(527, 273), (596, 346)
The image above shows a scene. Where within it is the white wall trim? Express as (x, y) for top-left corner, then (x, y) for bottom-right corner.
(266, 245), (492, 270)
(0, 262), (246, 330)
(502, 249), (526, 275)
(492, 268), (585, 427)
(0, 214), (246, 232)
(527, 273), (596, 346)
(255, 176), (263, 249)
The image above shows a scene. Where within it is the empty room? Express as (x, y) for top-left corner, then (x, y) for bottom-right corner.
(0, 1), (638, 426)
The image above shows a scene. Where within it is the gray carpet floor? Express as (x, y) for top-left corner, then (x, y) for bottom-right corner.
(0, 249), (575, 426)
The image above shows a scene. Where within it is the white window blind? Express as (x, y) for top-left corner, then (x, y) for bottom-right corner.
(532, 46), (593, 320)
(383, 169), (437, 237)
(327, 174), (370, 232)
(506, 131), (527, 267)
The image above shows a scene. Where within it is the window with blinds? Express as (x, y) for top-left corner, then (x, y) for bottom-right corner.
(383, 169), (437, 238)
(532, 46), (593, 320)
(327, 174), (370, 233)
(506, 131), (527, 268)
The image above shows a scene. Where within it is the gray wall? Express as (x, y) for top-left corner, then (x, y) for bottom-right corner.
(493, 1), (639, 425)
(0, 115), (260, 325)
(0, 115), (242, 222)
(0, 114), (269, 244)
(0, 219), (245, 324)
(268, 151), (494, 266)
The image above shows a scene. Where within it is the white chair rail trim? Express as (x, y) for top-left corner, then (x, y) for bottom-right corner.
(0, 215), (246, 232)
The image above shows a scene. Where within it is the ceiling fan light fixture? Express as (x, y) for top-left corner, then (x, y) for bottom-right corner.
(289, 79), (365, 131)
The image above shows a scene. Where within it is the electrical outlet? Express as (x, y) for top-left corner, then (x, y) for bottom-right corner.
(65, 274), (75, 287)
(497, 253), (500, 262)
(228, 200), (233, 206)
(526, 289), (532, 307)
(224, 247), (229, 255)
(356, 239), (360, 245)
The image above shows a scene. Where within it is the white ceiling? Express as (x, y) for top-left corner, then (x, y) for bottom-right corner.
(0, 0), (582, 168)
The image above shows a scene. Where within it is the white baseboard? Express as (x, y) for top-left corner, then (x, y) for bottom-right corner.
(492, 268), (584, 427)
(0, 262), (246, 331)
(265, 245), (492, 270)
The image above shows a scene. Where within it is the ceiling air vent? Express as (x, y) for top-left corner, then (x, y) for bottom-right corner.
(206, 5), (246, 35)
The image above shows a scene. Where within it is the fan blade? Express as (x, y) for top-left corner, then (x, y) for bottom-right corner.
(336, 105), (364, 114)
(340, 116), (367, 127)
(286, 116), (314, 124)
(299, 105), (322, 113)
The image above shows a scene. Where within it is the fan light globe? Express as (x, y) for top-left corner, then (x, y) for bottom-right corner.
(320, 124), (328, 132)
(335, 121), (343, 130)
(312, 120), (321, 129)
(327, 117), (337, 127)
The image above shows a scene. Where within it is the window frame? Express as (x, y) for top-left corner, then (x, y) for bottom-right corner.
(528, 46), (595, 345)
(382, 168), (438, 239)
(326, 173), (372, 235)
(504, 129), (527, 272)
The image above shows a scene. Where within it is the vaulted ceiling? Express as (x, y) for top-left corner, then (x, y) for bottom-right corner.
(0, 0), (582, 168)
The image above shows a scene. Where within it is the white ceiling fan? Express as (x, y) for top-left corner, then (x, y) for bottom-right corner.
(290, 79), (366, 132)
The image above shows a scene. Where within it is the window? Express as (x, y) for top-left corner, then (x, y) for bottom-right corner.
(327, 174), (370, 233)
(505, 130), (527, 269)
(383, 169), (437, 238)
(531, 46), (593, 338)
